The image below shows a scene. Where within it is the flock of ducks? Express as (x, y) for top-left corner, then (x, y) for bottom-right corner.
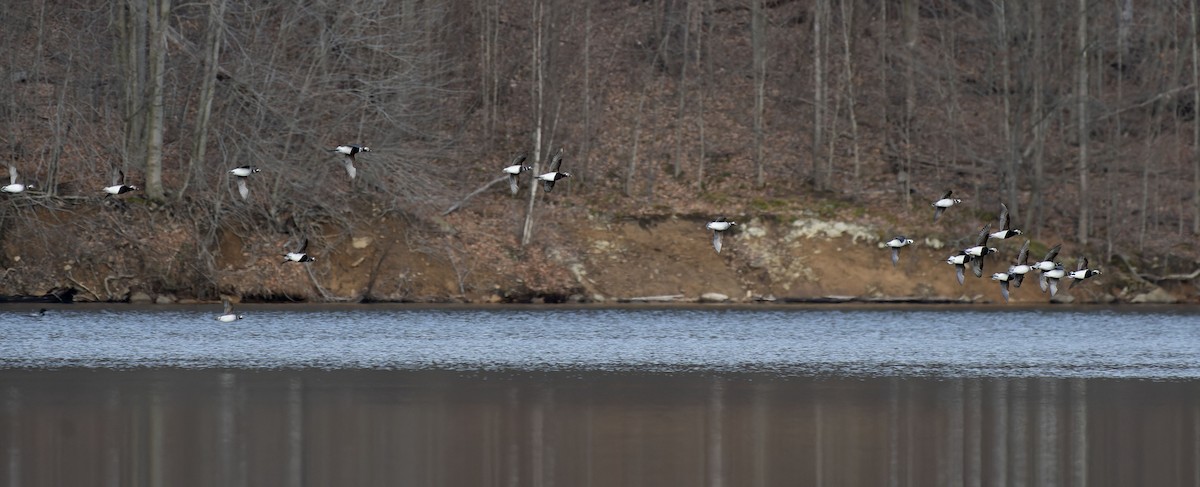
(3, 144), (373, 322)
(7, 146), (1103, 320)
(895, 191), (1101, 302)
(699, 190), (1101, 303)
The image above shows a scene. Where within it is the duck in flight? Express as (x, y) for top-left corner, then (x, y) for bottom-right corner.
(103, 169), (138, 196)
(283, 238), (315, 263)
(885, 236), (914, 267)
(962, 224), (997, 278)
(988, 203), (1022, 240)
(1067, 257), (1102, 289)
(706, 217), (737, 254)
(502, 154), (532, 195)
(536, 148), (569, 192)
(1033, 243), (1062, 293)
(229, 165), (261, 200)
(329, 145), (369, 180)
(1, 166), (33, 194)
(946, 251), (974, 285)
(932, 190), (961, 222)
(1007, 240), (1032, 288)
(991, 271), (1014, 303)
(1043, 264), (1067, 297)
(215, 298), (244, 322)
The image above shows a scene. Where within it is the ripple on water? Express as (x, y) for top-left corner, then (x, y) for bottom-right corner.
(0, 306), (1198, 378)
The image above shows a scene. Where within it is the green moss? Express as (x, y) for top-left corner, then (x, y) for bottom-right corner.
(747, 197), (791, 212)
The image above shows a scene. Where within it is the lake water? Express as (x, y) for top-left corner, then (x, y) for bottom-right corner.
(1, 305), (1199, 486)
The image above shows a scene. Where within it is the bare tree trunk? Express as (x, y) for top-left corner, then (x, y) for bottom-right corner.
(180, 0), (226, 202)
(626, 86), (649, 197)
(581, 0), (591, 186)
(144, 0), (171, 202)
(48, 53), (72, 197)
(751, 0), (766, 188)
(672, 0), (691, 179)
(998, 1), (1020, 222)
(1027, 0), (1048, 238)
(812, 0), (827, 190)
(839, 0), (861, 183)
(521, 0), (545, 247)
(117, 0), (148, 176)
(696, 0), (712, 191)
(625, 34), (670, 197)
(902, 0), (917, 208)
(1076, 0), (1090, 244)
(1193, 0), (1200, 234)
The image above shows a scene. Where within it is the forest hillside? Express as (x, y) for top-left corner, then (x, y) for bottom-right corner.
(0, 0), (1197, 304)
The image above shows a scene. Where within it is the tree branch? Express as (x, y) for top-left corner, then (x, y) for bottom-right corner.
(442, 176), (507, 216)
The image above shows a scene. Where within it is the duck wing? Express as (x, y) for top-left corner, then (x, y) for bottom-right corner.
(975, 224), (992, 246)
(998, 203), (1010, 230)
(890, 247), (900, 267)
(342, 156), (357, 180)
(222, 298), (233, 315)
(1017, 240), (1030, 265)
(1043, 244), (1061, 262)
(955, 264), (966, 285)
(236, 177), (249, 200)
(7, 166), (16, 185)
(971, 254), (985, 278)
(547, 148), (564, 173)
(999, 280), (1010, 302)
(712, 231), (723, 254)
(508, 174), (520, 195)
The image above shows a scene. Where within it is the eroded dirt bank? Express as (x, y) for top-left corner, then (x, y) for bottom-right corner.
(0, 205), (1191, 306)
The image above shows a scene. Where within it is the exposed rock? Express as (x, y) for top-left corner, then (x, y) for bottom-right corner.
(129, 291), (153, 304)
(592, 294), (607, 303)
(786, 218), (878, 244)
(1131, 287), (1177, 304)
(154, 293), (177, 304)
(700, 292), (729, 303)
(352, 236), (373, 249)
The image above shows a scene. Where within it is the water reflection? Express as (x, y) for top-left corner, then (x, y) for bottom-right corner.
(2, 369), (1197, 486)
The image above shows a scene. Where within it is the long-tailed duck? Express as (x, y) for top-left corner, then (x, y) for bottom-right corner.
(503, 154), (532, 195)
(1007, 240), (1032, 288)
(885, 236), (914, 267)
(1043, 264), (1067, 297)
(706, 217), (737, 254)
(1033, 243), (1062, 292)
(1067, 257), (1102, 289)
(229, 165), (261, 200)
(963, 224), (997, 278)
(932, 190), (961, 222)
(103, 169), (138, 196)
(215, 297), (244, 322)
(536, 148), (569, 192)
(329, 145), (369, 180)
(2, 166), (33, 193)
(946, 252), (974, 285)
(283, 238), (315, 263)
(988, 203), (1023, 240)
(990, 272), (1013, 302)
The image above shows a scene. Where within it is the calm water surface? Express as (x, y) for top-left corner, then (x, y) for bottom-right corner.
(1, 305), (1199, 486)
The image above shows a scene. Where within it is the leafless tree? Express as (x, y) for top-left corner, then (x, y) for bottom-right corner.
(1076, 0), (1091, 244)
(751, 0), (766, 188)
